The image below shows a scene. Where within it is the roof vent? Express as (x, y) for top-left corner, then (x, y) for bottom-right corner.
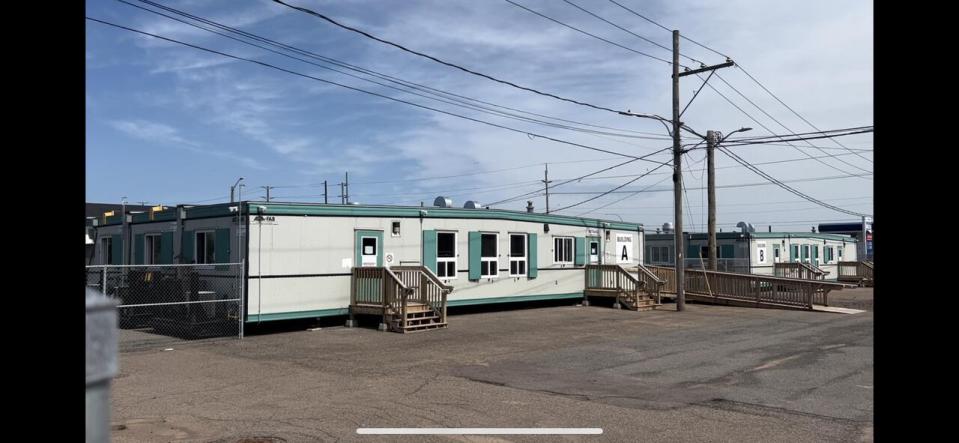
(464, 200), (483, 209)
(433, 196), (452, 208)
(662, 222), (673, 233)
(736, 221), (756, 233)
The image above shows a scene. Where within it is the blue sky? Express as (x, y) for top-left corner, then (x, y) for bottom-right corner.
(86, 0), (872, 230)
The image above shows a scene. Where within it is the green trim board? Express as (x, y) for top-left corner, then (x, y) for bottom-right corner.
(422, 230), (437, 273)
(246, 308), (350, 322)
(646, 232), (857, 242)
(446, 292), (584, 307)
(245, 293), (584, 322)
(527, 233), (538, 278)
(256, 202), (642, 231)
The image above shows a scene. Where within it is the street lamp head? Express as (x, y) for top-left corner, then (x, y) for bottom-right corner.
(739, 127), (753, 133)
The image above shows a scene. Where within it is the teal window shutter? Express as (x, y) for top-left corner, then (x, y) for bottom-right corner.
(468, 232), (481, 280)
(422, 230), (437, 273)
(160, 232), (174, 264)
(182, 230), (195, 263)
(110, 235), (123, 265)
(790, 245), (799, 262)
(720, 244), (734, 258)
(574, 237), (586, 266)
(134, 234), (144, 265)
(215, 228), (231, 263)
(527, 233), (538, 278)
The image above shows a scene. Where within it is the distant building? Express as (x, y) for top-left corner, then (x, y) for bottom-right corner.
(86, 202), (153, 265)
(818, 220), (872, 261)
(644, 229), (858, 279)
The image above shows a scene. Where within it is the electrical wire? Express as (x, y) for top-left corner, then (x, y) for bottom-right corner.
(86, 16), (671, 165)
(271, 0), (667, 121)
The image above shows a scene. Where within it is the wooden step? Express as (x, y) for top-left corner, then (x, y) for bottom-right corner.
(397, 322), (448, 333)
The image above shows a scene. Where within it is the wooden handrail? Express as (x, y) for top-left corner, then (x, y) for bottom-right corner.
(774, 262), (827, 280)
(647, 264), (844, 308)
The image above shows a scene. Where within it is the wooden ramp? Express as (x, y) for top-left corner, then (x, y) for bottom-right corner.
(646, 265), (849, 311)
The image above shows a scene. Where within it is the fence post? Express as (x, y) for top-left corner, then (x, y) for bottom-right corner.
(102, 266), (107, 296)
(239, 260), (245, 339)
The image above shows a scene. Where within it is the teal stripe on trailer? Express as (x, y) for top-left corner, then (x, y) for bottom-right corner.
(447, 292), (584, 307)
(246, 308), (350, 322)
(256, 203), (642, 231)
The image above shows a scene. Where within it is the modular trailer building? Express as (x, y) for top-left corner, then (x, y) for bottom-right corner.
(644, 231), (858, 279)
(89, 201), (646, 323)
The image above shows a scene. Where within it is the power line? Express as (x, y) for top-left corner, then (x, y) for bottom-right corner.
(551, 162), (672, 213)
(130, 0), (668, 139)
(605, 0), (730, 59)
(550, 172), (872, 195)
(487, 147), (671, 207)
(696, 73), (872, 180)
(718, 146), (869, 217)
(122, 0), (669, 143)
(602, 0), (872, 166)
(696, 129), (874, 150)
(559, 0), (703, 65)
(713, 72), (872, 173)
(271, 0), (665, 121)
(737, 65), (873, 164)
(575, 174), (672, 217)
(503, 0), (677, 65)
(86, 16), (671, 166)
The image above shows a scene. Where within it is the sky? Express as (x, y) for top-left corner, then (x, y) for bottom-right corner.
(85, 0), (873, 231)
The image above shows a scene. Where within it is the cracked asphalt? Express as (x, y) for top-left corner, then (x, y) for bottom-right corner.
(110, 287), (873, 442)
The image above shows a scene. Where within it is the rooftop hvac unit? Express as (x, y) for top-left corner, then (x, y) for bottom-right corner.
(662, 222), (673, 233)
(463, 200), (483, 209)
(433, 196), (452, 208)
(736, 221), (756, 233)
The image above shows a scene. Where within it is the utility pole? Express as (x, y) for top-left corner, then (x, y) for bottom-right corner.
(671, 30), (685, 312)
(706, 130), (718, 271)
(261, 186), (274, 202)
(345, 171), (350, 204)
(543, 163), (552, 214)
(339, 182), (345, 204)
(323, 180), (328, 204)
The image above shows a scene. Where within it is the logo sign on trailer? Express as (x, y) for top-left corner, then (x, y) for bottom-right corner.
(616, 234), (633, 264)
(756, 242), (768, 264)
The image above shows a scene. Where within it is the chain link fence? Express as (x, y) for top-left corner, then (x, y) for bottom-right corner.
(85, 263), (244, 352)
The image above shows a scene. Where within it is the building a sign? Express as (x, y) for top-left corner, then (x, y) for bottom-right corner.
(616, 234), (633, 264)
(756, 242), (768, 264)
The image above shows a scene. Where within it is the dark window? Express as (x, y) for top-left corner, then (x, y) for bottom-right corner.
(590, 242), (598, 255)
(438, 233), (456, 258)
(146, 234), (161, 265)
(196, 232), (215, 264)
(510, 234), (526, 256)
(481, 234), (497, 258)
(391, 221), (401, 236)
(362, 237), (377, 256)
(102, 238), (112, 264)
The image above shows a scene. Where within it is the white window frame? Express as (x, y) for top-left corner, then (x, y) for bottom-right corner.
(480, 233), (498, 278)
(196, 230), (215, 264)
(508, 233), (528, 277)
(837, 246), (844, 260)
(802, 245), (811, 264)
(554, 236), (574, 265)
(390, 220), (401, 237)
(436, 231), (458, 280)
(145, 233), (161, 265)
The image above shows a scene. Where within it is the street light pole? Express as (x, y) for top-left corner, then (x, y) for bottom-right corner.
(707, 127), (752, 271)
(230, 177), (244, 203)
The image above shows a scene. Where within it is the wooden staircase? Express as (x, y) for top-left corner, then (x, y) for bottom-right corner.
(584, 264), (663, 311)
(350, 266), (452, 333)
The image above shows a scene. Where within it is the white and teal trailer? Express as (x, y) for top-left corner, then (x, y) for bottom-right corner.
(644, 231), (858, 279)
(90, 202), (646, 323)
